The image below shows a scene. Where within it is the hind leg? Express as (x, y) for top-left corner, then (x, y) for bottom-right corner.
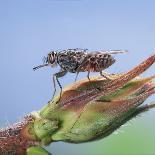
(99, 71), (111, 80)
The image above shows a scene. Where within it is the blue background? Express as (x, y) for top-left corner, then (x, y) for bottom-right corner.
(0, 0), (155, 155)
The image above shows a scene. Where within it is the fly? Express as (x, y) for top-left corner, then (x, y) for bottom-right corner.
(33, 48), (127, 100)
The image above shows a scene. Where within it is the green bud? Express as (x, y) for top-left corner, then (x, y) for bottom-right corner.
(34, 119), (58, 144)
(39, 54), (155, 143)
(27, 146), (52, 155)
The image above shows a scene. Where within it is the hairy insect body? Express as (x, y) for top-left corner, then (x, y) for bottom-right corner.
(77, 52), (115, 72)
(49, 49), (116, 73)
(33, 48), (127, 100)
(57, 49), (87, 73)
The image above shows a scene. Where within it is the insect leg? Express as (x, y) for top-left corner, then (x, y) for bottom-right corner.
(99, 71), (111, 80)
(87, 71), (91, 81)
(52, 74), (57, 100)
(52, 70), (67, 101)
(75, 57), (91, 82)
(97, 63), (111, 80)
(75, 72), (79, 82)
(75, 71), (91, 82)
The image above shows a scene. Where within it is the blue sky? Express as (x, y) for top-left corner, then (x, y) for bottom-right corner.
(0, 0), (155, 154)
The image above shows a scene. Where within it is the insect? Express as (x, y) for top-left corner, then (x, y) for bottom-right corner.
(33, 48), (127, 100)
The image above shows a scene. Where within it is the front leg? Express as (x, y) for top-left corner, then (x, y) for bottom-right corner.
(52, 69), (67, 100)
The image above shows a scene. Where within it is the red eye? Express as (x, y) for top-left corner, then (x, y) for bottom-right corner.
(50, 55), (54, 63)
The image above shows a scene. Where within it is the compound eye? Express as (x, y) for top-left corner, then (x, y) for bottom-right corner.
(48, 53), (54, 64)
(52, 52), (55, 57)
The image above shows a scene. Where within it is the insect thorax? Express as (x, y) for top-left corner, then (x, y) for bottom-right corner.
(87, 52), (116, 72)
(57, 49), (87, 72)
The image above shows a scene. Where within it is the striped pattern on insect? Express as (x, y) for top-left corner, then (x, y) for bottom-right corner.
(33, 48), (127, 100)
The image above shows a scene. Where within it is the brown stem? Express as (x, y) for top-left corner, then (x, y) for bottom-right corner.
(0, 115), (40, 155)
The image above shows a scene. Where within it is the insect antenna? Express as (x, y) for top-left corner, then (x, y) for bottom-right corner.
(33, 63), (48, 71)
(42, 56), (48, 64)
(33, 56), (48, 71)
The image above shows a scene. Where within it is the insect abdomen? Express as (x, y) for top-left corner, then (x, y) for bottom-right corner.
(97, 53), (115, 70)
(79, 53), (115, 72)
